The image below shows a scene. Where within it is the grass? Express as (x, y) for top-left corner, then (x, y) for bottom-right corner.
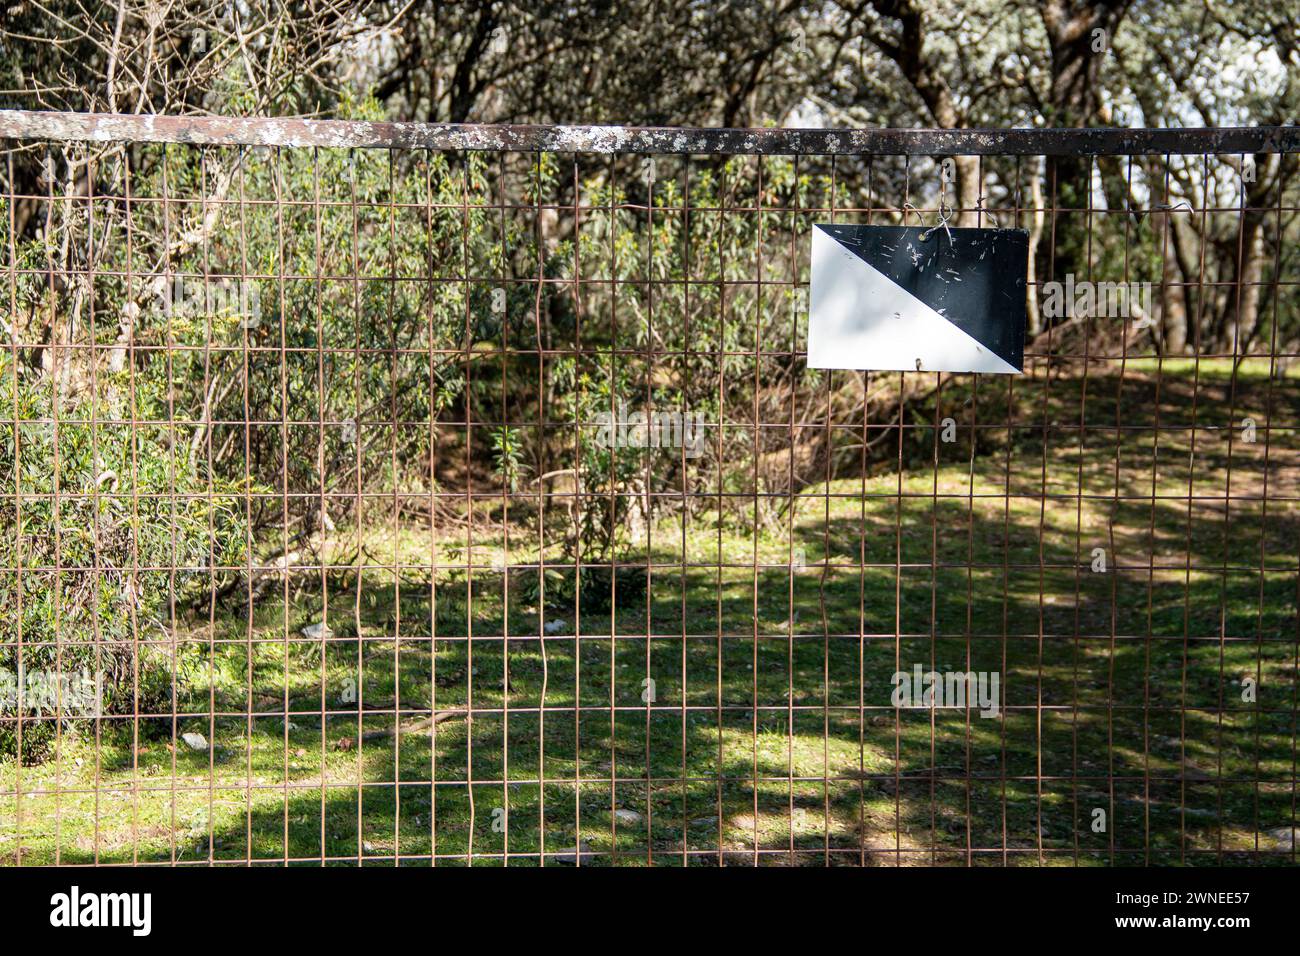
(2, 360), (1298, 865)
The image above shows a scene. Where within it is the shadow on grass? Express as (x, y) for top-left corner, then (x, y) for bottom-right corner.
(12, 366), (1299, 865)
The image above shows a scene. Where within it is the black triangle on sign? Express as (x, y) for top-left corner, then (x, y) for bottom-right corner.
(814, 223), (1028, 371)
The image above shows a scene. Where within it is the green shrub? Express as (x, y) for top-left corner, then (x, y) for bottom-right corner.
(0, 353), (248, 762)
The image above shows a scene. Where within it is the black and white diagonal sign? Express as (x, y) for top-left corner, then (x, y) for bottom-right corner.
(808, 223), (1028, 373)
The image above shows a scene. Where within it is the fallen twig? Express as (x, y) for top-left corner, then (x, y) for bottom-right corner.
(333, 709), (468, 750)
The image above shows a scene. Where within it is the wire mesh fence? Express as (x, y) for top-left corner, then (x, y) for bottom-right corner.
(0, 113), (1297, 866)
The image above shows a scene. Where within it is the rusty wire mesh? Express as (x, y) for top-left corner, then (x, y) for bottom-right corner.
(0, 115), (1297, 866)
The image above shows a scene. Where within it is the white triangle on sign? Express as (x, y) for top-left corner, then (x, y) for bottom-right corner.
(808, 226), (1018, 373)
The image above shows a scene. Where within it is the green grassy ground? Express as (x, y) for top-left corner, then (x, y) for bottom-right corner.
(2, 360), (1298, 865)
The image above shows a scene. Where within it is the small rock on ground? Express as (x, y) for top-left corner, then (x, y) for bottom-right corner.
(1266, 826), (1298, 849)
(554, 840), (595, 864)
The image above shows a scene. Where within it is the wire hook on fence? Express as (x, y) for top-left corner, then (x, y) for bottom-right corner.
(974, 195), (1000, 228)
(917, 161), (955, 246)
(918, 200), (954, 245)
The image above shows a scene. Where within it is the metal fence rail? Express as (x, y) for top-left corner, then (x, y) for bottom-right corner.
(4, 110), (1300, 155)
(0, 112), (1297, 866)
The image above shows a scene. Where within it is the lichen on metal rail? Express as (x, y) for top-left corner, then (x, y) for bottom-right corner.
(0, 109), (1296, 155)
